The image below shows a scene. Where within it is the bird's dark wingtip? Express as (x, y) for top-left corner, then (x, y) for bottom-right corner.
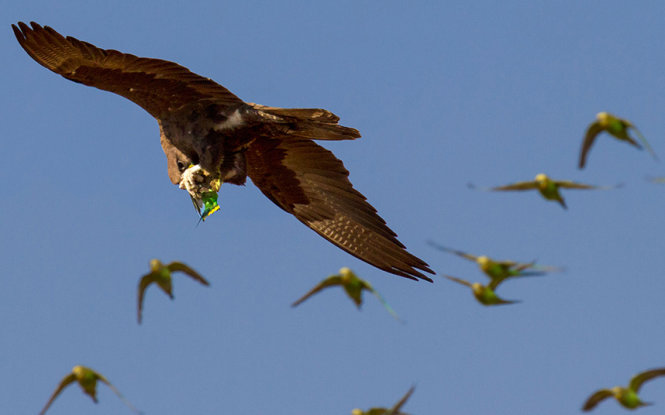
(393, 265), (435, 282)
(11, 23), (24, 42)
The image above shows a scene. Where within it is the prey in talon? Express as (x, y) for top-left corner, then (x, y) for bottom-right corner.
(181, 166), (221, 222)
(192, 191), (221, 222)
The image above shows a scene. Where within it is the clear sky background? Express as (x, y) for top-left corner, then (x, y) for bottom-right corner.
(3, 1), (665, 414)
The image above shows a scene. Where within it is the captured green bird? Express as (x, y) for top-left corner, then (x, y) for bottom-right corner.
(469, 173), (617, 209)
(582, 367), (665, 411)
(579, 112), (657, 169)
(39, 365), (140, 415)
(427, 241), (559, 285)
(192, 190), (221, 223)
(292, 267), (400, 320)
(444, 275), (519, 306)
(137, 259), (210, 323)
(351, 386), (415, 415)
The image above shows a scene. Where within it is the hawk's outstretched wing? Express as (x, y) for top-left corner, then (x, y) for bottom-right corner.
(246, 137), (434, 281)
(12, 21), (244, 118)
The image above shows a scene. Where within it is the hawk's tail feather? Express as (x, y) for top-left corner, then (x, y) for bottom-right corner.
(288, 122), (361, 141)
(250, 104), (340, 122)
(252, 105), (361, 141)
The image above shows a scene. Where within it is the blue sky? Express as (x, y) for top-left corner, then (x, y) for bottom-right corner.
(3, 1), (665, 414)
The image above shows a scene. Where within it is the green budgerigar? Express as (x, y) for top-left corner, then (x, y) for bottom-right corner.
(191, 191), (221, 223)
(351, 386), (415, 415)
(470, 173), (617, 209)
(582, 368), (665, 411)
(428, 241), (559, 285)
(444, 275), (519, 306)
(579, 112), (657, 168)
(189, 172), (221, 222)
(39, 365), (140, 415)
(137, 259), (210, 323)
(292, 267), (399, 320)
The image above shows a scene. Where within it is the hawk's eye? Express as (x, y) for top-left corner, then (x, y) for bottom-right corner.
(177, 161), (186, 172)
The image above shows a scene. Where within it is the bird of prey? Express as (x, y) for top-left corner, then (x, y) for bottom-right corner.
(351, 386), (415, 415)
(427, 241), (559, 284)
(582, 367), (665, 411)
(39, 365), (140, 415)
(443, 275), (519, 306)
(292, 267), (399, 320)
(12, 21), (433, 282)
(137, 259), (210, 323)
(579, 112), (657, 169)
(469, 173), (618, 209)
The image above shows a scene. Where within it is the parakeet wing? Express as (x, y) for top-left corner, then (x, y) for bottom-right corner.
(246, 137), (434, 281)
(579, 121), (604, 169)
(167, 262), (210, 286)
(97, 374), (141, 414)
(39, 373), (77, 415)
(137, 274), (157, 324)
(389, 386), (415, 414)
(519, 262), (565, 274)
(630, 126), (658, 160)
(582, 389), (615, 411)
(554, 180), (602, 190)
(361, 281), (401, 321)
(426, 241), (478, 262)
(291, 276), (344, 307)
(511, 261), (537, 272)
(487, 276), (506, 291)
(493, 296), (520, 305)
(12, 22), (243, 119)
(630, 368), (665, 392)
(489, 181), (540, 191)
(443, 275), (473, 288)
(494, 259), (520, 268)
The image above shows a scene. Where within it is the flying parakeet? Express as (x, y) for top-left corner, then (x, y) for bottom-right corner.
(469, 173), (618, 209)
(39, 365), (140, 415)
(582, 367), (665, 411)
(137, 259), (210, 323)
(579, 112), (657, 169)
(428, 241), (560, 285)
(443, 275), (519, 306)
(292, 267), (400, 320)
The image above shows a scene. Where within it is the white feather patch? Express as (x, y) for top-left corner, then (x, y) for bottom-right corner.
(214, 109), (244, 130)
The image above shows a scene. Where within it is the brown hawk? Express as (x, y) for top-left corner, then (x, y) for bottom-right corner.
(13, 21), (434, 281)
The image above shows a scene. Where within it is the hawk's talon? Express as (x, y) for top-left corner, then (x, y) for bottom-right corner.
(179, 164), (221, 199)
